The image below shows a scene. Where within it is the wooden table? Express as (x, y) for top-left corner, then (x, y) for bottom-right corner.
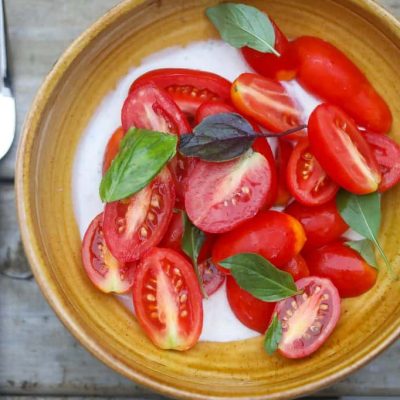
(1, 1), (399, 399)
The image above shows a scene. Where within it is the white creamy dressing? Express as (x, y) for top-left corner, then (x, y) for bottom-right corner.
(73, 40), (356, 342)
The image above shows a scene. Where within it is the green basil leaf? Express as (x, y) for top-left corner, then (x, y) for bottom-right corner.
(220, 253), (299, 301)
(181, 212), (207, 298)
(264, 314), (282, 355)
(100, 128), (177, 203)
(206, 3), (278, 55)
(346, 239), (378, 269)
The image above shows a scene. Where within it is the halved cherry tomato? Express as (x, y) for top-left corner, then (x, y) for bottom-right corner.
(291, 36), (392, 133)
(287, 140), (339, 206)
(102, 127), (125, 175)
(82, 213), (135, 293)
(286, 200), (348, 252)
(308, 104), (381, 194)
(275, 139), (293, 206)
(241, 18), (296, 81)
(212, 210), (306, 273)
(231, 73), (303, 137)
(185, 151), (275, 233)
(199, 258), (225, 297)
(280, 255), (310, 281)
(195, 100), (235, 125)
(103, 168), (175, 262)
(121, 82), (191, 134)
(226, 276), (275, 333)
(364, 131), (400, 192)
(304, 242), (377, 298)
(129, 68), (232, 119)
(133, 247), (203, 350)
(159, 210), (184, 251)
(276, 277), (340, 359)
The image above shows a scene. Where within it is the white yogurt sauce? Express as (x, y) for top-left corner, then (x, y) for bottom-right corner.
(73, 40), (333, 342)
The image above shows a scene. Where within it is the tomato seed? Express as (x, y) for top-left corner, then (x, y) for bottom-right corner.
(140, 227), (148, 238)
(147, 294), (156, 302)
(150, 312), (158, 319)
(180, 294), (187, 303)
(180, 310), (188, 318)
(173, 267), (181, 276)
(320, 304), (329, 310)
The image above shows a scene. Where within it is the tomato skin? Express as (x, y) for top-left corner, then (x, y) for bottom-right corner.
(276, 277), (341, 359)
(304, 242), (377, 298)
(280, 255), (310, 281)
(308, 104), (381, 194)
(286, 200), (348, 252)
(231, 73), (304, 136)
(226, 276), (275, 333)
(103, 168), (175, 262)
(102, 127), (125, 175)
(287, 139), (339, 206)
(82, 213), (136, 293)
(195, 100), (236, 125)
(364, 132), (400, 192)
(212, 210), (306, 274)
(274, 139), (293, 206)
(291, 36), (392, 133)
(133, 247), (203, 350)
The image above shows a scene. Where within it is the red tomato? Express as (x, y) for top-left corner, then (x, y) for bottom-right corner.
(287, 139), (339, 206)
(364, 131), (400, 192)
(195, 100), (235, 125)
(102, 127), (125, 175)
(280, 255), (310, 281)
(304, 242), (377, 298)
(103, 168), (175, 262)
(231, 73), (304, 137)
(276, 277), (340, 359)
(133, 247), (203, 350)
(286, 200), (348, 252)
(121, 82), (191, 134)
(185, 151), (275, 233)
(226, 276), (275, 333)
(241, 18), (296, 81)
(275, 139), (293, 206)
(198, 258), (225, 297)
(129, 68), (232, 119)
(212, 210), (306, 273)
(291, 36), (392, 133)
(81, 213), (135, 293)
(308, 104), (381, 194)
(159, 210), (183, 251)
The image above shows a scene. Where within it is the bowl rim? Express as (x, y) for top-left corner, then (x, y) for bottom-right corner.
(15, 0), (400, 399)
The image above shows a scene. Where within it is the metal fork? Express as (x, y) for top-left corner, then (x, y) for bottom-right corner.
(0, 0), (15, 160)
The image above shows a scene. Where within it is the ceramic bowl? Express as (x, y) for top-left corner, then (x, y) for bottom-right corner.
(16, 0), (400, 399)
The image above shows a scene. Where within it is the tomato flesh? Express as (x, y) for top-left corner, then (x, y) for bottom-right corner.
(159, 210), (184, 251)
(185, 151), (275, 233)
(199, 258), (225, 297)
(274, 139), (293, 206)
(280, 255), (310, 281)
(195, 100), (236, 125)
(102, 127), (125, 175)
(304, 242), (377, 298)
(133, 248), (203, 350)
(226, 276), (275, 333)
(308, 104), (381, 194)
(82, 213), (135, 293)
(103, 168), (175, 262)
(276, 277), (340, 359)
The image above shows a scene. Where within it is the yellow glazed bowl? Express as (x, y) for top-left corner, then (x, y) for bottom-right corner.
(16, 0), (400, 399)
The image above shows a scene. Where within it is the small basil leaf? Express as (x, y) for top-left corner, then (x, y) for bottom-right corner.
(100, 128), (177, 203)
(346, 239), (378, 269)
(206, 3), (278, 55)
(220, 253), (299, 302)
(264, 314), (282, 355)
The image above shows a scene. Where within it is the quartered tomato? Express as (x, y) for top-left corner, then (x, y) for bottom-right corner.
(121, 82), (191, 134)
(103, 168), (175, 262)
(129, 68), (232, 119)
(231, 73), (304, 137)
(195, 100), (235, 125)
(287, 140), (339, 206)
(286, 200), (348, 251)
(241, 18), (296, 81)
(159, 210), (184, 251)
(82, 213), (135, 293)
(304, 242), (377, 298)
(280, 255), (310, 281)
(226, 276), (275, 333)
(275, 139), (293, 206)
(290, 36), (392, 133)
(308, 104), (381, 194)
(102, 127), (125, 175)
(364, 132), (400, 192)
(199, 258), (225, 297)
(133, 247), (203, 350)
(212, 210), (306, 273)
(276, 277), (340, 359)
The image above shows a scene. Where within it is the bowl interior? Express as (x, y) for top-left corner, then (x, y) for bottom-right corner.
(17, 0), (400, 399)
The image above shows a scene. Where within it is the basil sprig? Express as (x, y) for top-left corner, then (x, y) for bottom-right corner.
(206, 3), (279, 55)
(220, 253), (299, 302)
(100, 128), (177, 203)
(264, 314), (282, 355)
(179, 113), (305, 162)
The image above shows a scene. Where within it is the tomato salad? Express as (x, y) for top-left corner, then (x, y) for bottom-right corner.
(81, 3), (399, 359)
